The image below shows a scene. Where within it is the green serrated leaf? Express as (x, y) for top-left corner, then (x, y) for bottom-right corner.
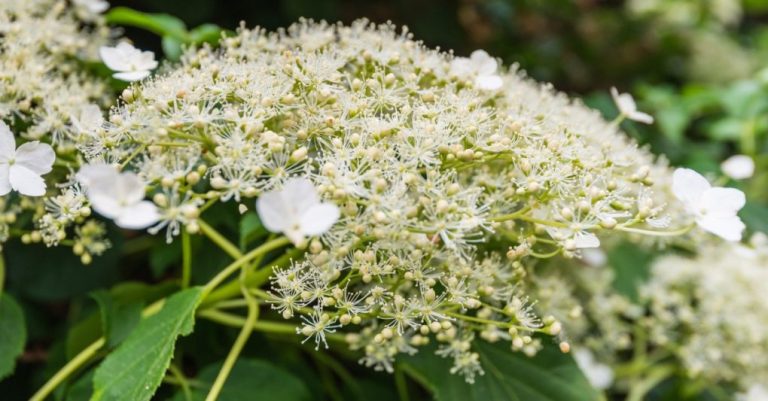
(171, 358), (312, 401)
(401, 341), (599, 401)
(105, 7), (188, 41)
(90, 290), (142, 348)
(91, 287), (203, 401)
(0, 294), (26, 379)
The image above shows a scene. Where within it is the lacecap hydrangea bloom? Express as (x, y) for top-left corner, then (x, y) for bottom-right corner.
(52, 19), (720, 381)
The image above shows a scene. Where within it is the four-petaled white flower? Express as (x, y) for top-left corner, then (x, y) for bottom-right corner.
(450, 50), (503, 91)
(256, 177), (340, 245)
(721, 154), (755, 180)
(672, 168), (746, 241)
(0, 121), (55, 197)
(99, 42), (158, 82)
(611, 87), (654, 124)
(574, 349), (614, 391)
(76, 163), (160, 229)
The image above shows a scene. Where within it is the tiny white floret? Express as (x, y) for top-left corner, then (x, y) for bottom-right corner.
(672, 167), (746, 241)
(450, 50), (503, 91)
(256, 177), (340, 245)
(611, 87), (654, 124)
(574, 349), (614, 390)
(721, 154), (755, 180)
(77, 163), (160, 229)
(0, 121), (55, 197)
(99, 42), (158, 82)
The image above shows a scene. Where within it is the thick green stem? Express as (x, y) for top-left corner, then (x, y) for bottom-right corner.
(29, 338), (106, 401)
(201, 237), (290, 297)
(205, 265), (259, 401)
(201, 248), (302, 307)
(168, 363), (193, 401)
(181, 229), (192, 289)
(198, 219), (243, 259)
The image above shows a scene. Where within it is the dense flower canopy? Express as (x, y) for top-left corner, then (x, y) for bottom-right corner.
(48, 19), (701, 379)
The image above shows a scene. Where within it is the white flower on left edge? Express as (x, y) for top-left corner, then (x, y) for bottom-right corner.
(0, 121), (55, 197)
(256, 178), (340, 245)
(672, 168), (746, 241)
(611, 87), (654, 124)
(450, 50), (503, 91)
(574, 349), (614, 391)
(99, 42), (158, 82)
(76, 164), (160, 229)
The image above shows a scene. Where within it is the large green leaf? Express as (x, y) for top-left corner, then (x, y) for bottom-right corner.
(401, 341), (599, 401)
(91, 287), (204, 401)
(171, 358), (312, 401)
(0, 294), (26, 379)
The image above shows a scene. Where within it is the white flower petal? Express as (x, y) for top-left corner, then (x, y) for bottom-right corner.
(700, 187), (746, 216)
(721, 155), (755, 180)
(0, 121), (16, 161)
(89, 190), (123, 219)
(697, 215), (745, 242)
(573, 232), (600, 249)
(672, 168), (711, 209)
(581, 248), (607, 267)
(113, 70), (151, 82)
(99, 45), (129, 71)
(0, 164), (10, 196)
(450, 58), (472, 77)
(256, 191), (289, 232)
(282, 178), (320, 215)
(115, 172), (148, 205)
(76, 163), (120, 189)
(574, 349), (613, 390)
(475, 75), (503, 91)
(9, 164), (46, 196)
(115, 201), (160, 229)
(14, 141), (55, 175)
(300, 203), (340, 236)
(628, 111), (654, 124)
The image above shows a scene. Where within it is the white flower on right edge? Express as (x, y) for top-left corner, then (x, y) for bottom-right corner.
(573, 349), (614, 391)
(672, 167), (746, 241)
(737, 384), (768, 401)
(99, 42), (158, 82)
(721, 154), (755, 180)
(611, 87), (654, 124)
(256, 177), (340, 245)
(450, 50), (503, 91)
(76, 163), (160, 229)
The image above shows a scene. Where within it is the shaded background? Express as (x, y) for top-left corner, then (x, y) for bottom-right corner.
(110, 0), (690, 92)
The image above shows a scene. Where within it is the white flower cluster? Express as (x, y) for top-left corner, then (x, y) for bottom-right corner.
(51, 19), (700, 380)
(0, 0), (111, 143)
(643, 234), (768, 389)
